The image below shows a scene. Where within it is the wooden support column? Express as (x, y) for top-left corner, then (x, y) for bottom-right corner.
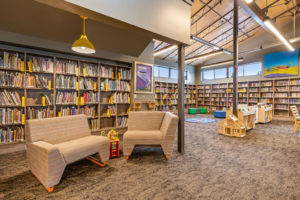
(232, 0), (239, 116)
(178, 44), (185, 153)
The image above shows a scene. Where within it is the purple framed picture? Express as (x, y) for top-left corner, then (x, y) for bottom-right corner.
(134, 61), (154, 94)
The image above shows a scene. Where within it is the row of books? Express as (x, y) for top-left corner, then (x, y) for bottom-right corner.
(80, 106), (96, 118)
(118, 68), (131, 79)
(0, 108), (23, 125)
(90, 119), (99, 130)
(0, 71), (23, 87)
(101, 80), (130, 91)
(81, 63), (99, 77)
(56, 60), (77, 75)
(56, 92), (77, 105)
(25, 74), (49, 89)
(56, 75), (76, 89)
(0, 52), (23, 70)
(117, 117), (127, 127)
(26, 107), (54, 120)
(112, 92), (130, 103)
(100, 66), (113, 78)
(82, 92), (99, 104)
(27, 56), (53, 73)
(0, 90), (22, 106)
(0, 127), (24, 144)
(59, 107), (78, 117)
(107, 105), (116, 116)
(79, 78), (97, 90)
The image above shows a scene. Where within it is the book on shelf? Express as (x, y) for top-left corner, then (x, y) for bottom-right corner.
(26, 107), (54, 119)
(81, 63), (99, 77)
(79, 78), (97, 90)
(0, 71), (23, 87)
(101, 80), (130, 91)
(0, 52), (23, 71)
(90, 119), (99, 130)
(56, 60), (77, 75)
(40, 93), (52, 105)
(0, 90), (22, 106)
(56, 75), (76, 89)
(27, 56), (53, 73)
(56, 91), (77, 105)
(81, 91), (99, 104)
(118, 68), (131, 80)
(0, 126), (24, 144)
(59, 106), (78, 117)
(275, 80), (288, 86)
(100, 66), (114, 78)
(25, 74), (49, 89)
(79, 106), (96, 118)
(0, 108), (23, 125)
(289, 79), (300, 85)
(117, 116), (127, 127)
(107, 105), (116, 116)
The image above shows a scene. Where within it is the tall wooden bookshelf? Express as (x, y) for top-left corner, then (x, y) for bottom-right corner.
(154, 81), (197, 112)
(199, 78), (300, 118)
(0, 48), (132, 145)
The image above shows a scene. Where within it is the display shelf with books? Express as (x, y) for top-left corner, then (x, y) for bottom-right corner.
(0, 46), (133, 144)
(0, 50), (25, 144)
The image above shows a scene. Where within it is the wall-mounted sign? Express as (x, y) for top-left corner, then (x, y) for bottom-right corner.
(134, 61), (153, 94)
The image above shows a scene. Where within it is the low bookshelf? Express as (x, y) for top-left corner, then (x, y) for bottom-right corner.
(0, 47), (132, 145)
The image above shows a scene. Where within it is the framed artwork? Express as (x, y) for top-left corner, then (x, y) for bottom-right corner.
(264, 49), (299, 78)
(134, 61), (154, 94)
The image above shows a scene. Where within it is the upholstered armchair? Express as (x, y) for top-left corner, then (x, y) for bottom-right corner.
(123, 111), (179, 160)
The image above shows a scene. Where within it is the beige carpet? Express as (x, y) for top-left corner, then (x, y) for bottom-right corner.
(0, 114), (300, 200)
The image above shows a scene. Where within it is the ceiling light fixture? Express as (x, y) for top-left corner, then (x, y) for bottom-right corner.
(191, 35), (232, 55)
(201, 58), (244, 69)
(264, 19), (295, 52)
(154, 45), (177, 56)
(245, 0), (253, 4)
(72, 16), (96, 54)
(185, 50), (223, 63)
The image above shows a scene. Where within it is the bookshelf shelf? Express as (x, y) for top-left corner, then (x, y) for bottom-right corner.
(0, 48), (132, 144)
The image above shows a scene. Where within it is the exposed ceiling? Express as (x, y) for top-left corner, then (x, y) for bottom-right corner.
(0, 0), (153, 57)
(154, 0), (300, 66)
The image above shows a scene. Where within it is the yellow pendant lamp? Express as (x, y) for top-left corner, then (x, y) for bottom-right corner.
(72, 16), (96, 54)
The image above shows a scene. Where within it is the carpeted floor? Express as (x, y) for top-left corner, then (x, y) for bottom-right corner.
(0, 114), (300, 200)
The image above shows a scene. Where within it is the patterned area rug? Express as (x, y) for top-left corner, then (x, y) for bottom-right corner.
(185, 117), (217, 123)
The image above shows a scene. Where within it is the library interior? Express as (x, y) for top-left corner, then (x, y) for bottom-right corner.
(0, 0), (299, 199)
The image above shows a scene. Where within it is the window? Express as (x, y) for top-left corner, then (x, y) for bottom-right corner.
(244, 62), (262, 76)
(215, 68), (227, 79)
(170, 68), (178, 79)
(203, 70), (214, 80)
(228, 67), (233, 77)
(154, 66), (159, 77)
(238, 65), (244, 77)
(159, 67), (169, 78)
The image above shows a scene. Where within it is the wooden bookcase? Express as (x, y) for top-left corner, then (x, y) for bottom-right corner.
(154, 81), (197, 112)
(199, 78), (300, 118)
(0, 48), (132, 145)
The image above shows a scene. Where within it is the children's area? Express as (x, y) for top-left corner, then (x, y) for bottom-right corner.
(0, 0), (299, 199)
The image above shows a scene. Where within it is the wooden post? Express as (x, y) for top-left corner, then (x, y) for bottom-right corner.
(178, 44), (185, 153)
(232, 0), (239, 116)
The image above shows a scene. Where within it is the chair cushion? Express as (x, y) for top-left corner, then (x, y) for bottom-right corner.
(54, 136), (109, 164)
(123, 130), (163, 144)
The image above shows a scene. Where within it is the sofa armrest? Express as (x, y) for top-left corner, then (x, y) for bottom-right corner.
(160, 112), (179, 140)
(27, 141), (66, 189)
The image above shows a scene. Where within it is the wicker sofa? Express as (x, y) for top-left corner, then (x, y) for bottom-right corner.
(123, 111), (179, 160)
(25, 115), (110, 192)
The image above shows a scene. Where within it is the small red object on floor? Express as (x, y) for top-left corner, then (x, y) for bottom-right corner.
(110, 140), (120, 159)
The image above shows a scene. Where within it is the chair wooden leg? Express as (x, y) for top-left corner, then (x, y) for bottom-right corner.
(293, 123), (296, 134)
(86, 157), (106, 167)
(47, 187), (54, 193)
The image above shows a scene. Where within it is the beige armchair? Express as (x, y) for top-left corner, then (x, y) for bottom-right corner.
(25, 115), (110, 192)
(123, 111), (179, 160)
